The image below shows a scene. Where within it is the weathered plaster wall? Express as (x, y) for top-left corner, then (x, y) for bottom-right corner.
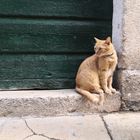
(113, 0), (140, 110)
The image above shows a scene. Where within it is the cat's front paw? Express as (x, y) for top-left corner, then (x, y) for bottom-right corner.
(104, 88), (112, 95)
(110, 88), (117, 94)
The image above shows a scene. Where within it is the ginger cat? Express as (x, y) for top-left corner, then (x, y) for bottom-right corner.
(75, 37), (118, 105)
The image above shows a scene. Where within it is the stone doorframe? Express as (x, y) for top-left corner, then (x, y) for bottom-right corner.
(113, 0), (140, 111)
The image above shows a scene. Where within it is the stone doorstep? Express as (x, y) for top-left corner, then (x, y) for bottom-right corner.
(0, 89), (121, 117)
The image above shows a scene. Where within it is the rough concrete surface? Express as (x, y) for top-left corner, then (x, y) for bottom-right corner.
(0, 89), (121, 117)
(103, 113), (140, 140)
(118, 70), (140, 111)
(119, 70), (140, 101)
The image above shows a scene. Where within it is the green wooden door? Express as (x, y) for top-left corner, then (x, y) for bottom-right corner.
(0, 0), (112, 89)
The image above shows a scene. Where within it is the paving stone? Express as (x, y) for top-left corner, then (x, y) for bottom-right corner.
(103, 113), (140, 140)
(0, 118), (32, 140)
(25, 135), (49, 140)
(25, 115), (111, 140)
(0, 113), (140, 140)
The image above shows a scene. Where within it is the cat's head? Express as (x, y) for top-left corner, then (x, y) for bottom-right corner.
(94, 37), (114, 57)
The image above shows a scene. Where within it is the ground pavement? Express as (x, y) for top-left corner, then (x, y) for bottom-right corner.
(0, 112), (139, 140)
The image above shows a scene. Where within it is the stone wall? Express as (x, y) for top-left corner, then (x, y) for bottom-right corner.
(113, 0), (140, 110)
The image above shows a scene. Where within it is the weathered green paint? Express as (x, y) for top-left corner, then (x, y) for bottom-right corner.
(0, 0), (113, 89)
(0, 79), (75, 90)
(0, 54), (89, 89)
(0, 0), (112, 20)
(0, 54), (88, 79)
(0, 18), (111, 53)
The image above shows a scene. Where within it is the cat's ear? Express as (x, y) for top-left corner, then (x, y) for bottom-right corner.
(94, 37), (100, 42)
(105, 37), (111, 45)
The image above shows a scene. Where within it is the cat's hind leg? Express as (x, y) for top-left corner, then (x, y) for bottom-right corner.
(93, 87), (105, 105)
(75, 87), (100, 104)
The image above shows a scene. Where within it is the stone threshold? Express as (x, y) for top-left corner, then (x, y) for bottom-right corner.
(0, 89), (121, 117)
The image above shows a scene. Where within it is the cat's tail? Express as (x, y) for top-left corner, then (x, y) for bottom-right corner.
(75, 87), (100, 104)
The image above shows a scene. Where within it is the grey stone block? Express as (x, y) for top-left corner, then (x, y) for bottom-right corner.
(103, 113), (140, 140)
(0, 89), (121, 117)
(118, 70), (140, 111)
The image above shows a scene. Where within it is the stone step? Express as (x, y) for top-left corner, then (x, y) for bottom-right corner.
(0, 89), (121, 117)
